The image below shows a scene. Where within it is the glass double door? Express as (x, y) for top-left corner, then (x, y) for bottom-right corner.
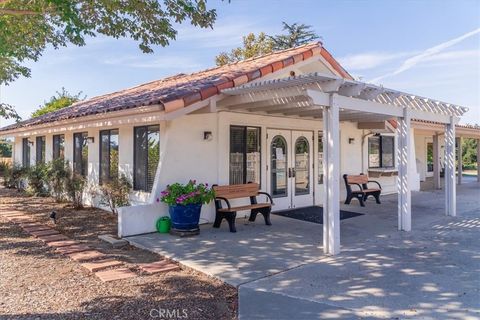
(267, 129), (314, 211)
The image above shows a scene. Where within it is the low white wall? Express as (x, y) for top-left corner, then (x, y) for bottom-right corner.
(117, 202), (213, 237)
(118, 203), (165, 237)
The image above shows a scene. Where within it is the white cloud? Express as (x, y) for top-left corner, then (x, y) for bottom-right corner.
(338, 52), (413, 71)
(370, 28), (480, 83)
(420, 49), (480, 65)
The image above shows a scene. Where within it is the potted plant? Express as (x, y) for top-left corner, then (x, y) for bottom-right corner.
(160, 180), (215, 232)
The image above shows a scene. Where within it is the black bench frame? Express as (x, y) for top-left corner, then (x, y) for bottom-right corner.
(343, 174), (382, 207)
(212, 184), (274, 233)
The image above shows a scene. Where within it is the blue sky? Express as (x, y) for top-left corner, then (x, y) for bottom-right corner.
(1, 0), (479, 126)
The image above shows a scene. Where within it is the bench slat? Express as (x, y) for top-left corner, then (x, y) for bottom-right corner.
(346, 175), (368, 184)
(213, 183), (259, 199)
(218, 203), (271, 212)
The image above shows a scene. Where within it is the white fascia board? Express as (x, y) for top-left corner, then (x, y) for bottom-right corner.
(1, 105), (165, 137)
(410, 110), (451, 124)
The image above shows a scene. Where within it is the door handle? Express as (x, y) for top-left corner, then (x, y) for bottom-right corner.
(288, 167), (292, 178)
(292, 168), (296, 178)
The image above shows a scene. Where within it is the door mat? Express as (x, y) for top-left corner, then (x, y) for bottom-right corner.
(273, 206), (363, 224)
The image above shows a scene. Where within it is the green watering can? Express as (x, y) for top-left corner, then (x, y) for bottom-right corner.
(156, 216), (171, 233)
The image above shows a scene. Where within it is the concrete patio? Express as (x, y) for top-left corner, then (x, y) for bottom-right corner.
(126, 181), (480, 319)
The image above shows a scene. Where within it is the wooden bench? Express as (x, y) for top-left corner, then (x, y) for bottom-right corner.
(343, 174), (382, 207)
(212, 183), (274, 233)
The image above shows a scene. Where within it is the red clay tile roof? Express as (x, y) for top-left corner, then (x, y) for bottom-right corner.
(0, 42), (352, 132)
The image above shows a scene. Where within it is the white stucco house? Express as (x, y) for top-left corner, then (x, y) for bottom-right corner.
(1, 42), (479, 255)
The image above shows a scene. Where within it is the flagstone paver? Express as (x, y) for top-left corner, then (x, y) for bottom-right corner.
(3, 214), (26, 218)
(23, 226), (53, 232)
(138, 260), (180, 274)
(56, 244), (91, 255)
(38, 234), (70, 243)
(29, 229), (60, 237)
(46, 240), (80, 248)
(95, 268), (136, 282)
(19, 222), (44, 228)
(81, 259), (124, 272)
(8, 216), (31, 222)
(67, 250), (106, 262)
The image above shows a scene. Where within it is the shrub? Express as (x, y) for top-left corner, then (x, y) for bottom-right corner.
(0, 160), (9, 176)
(65, 170), (86, 209)
(98, 174), (132, 214)
(26, 163), (50, 196)
(47, 158), (70, 202)
(3, 162), (27, 190)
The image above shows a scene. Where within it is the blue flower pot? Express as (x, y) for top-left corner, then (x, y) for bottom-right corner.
(169, 203), (202, 230)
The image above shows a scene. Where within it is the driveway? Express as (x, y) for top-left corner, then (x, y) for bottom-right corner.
(126, 182), (480, 319)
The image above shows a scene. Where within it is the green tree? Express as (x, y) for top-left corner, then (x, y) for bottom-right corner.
(462, 138), (478, 167)
(0, 0), (218, 120)
(215, 21), (320, 66)
(215, 32), (274, 66)
(31, 88), (84, 118)
(270, 22), (320, 50)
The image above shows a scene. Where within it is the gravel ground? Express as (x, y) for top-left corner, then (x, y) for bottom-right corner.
(0, 187), (237, 320)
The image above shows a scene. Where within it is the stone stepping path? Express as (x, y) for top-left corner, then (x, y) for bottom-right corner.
(138, 260), (180, 274)
(67, 250), (106, 262)
(29, 229), (60, 237)
(81, 259), (124, 272)
(3, 211), (28, 216)
(95, 268), (137, 282)
(38, 234), (70, 243)
(23, 225), (52, 232)
(47, 240), (81, 248)
(2, 208), (181, 282)
(56, 244), (91, 255)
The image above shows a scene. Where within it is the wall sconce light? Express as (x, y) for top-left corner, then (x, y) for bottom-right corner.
(348, 138), (355, 144)
(203, 131), (213, 141)
(27, 140), (34, 146)
(86, 137), (95, 143)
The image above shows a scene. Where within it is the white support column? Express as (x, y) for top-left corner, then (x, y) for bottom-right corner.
(397, 107), (411, 231)
(322, 93), (340, 255)
(477, 139), (480, 182)
(445, 117), (456, 216)
(457, 137), (463, 185)
(433, 134), (441, 189)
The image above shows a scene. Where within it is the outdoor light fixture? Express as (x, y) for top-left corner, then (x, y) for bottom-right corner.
(86, 137), (95, 143)
(27, 140), (34, 146)
(203, 131), (213, 141)
(348, 138), (355, 144)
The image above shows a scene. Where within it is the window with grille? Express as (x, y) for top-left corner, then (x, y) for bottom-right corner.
(368, 135), (395, 168)
(73, 132), (88, 176)
(134, 125), (159, 192)
(53, 134), (65, 160)
(36, 136), (46, 164)
(22, 138), (30, 168)
(99, 129), (119, 184)
(229, 126), (261, 185)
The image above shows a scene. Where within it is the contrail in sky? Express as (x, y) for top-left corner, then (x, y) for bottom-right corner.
(370, 28), (480, 84)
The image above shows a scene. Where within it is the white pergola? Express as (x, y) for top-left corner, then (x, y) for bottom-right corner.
(219, 72), (468, 255)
